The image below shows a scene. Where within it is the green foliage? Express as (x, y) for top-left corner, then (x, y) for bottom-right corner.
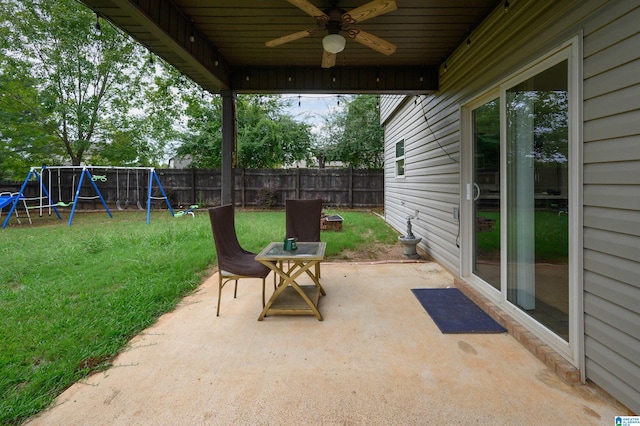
(0, 0), (177, 174)
(177, 94), (313, 169)
(0, 210), (398, 424)
(473, 98), (500, 170)
(236, 95), (313, 168)
(314, 95), (384, 169)
(177, 92), (223, 168)
(0, 54), (61, 179)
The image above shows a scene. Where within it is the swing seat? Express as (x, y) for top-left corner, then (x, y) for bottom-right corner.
(174, 205), (198, 218)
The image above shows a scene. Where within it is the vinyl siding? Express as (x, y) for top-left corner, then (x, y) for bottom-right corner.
(382, 0), (640, 413)
(583, 0), (640, 412)
(383, 96), (461, 273)
(379, 95), (406, 124)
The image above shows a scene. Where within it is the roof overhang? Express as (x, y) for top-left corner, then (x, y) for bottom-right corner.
(78, 0), (500, 95)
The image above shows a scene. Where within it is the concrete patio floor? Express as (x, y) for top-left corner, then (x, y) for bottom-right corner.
(28, 261), (625, 425)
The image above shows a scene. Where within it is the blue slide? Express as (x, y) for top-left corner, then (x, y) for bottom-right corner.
(0, 193), (32, 226)
(0, 194), (17, 209)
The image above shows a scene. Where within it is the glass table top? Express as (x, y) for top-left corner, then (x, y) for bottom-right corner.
(256, 242), (326, 260)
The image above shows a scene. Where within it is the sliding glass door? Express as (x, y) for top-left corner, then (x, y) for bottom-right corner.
(506, 60), (569, 340)
(466, 52), (573, 345)
(472, 98), (501, 291)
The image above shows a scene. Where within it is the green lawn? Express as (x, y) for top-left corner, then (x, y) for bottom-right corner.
(476, 210), (569, 261)
(0, 209), (399, 425)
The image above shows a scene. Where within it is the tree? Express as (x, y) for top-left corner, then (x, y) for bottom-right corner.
(0, 54), (59, 179)
(312, 108), (344, 168)
(237, 95), (312, 168)
(0, 0), (170, 173)
(178, 94), (313, 169)
(176, 91), (223, 168)
(324, 95), (384, 169)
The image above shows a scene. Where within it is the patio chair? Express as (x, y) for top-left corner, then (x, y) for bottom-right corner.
(208, 205), (272, 316)
(285, 198), (323, 279)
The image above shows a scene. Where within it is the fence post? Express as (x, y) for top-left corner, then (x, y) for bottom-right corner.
(241, 168), (246, 208)
(349, 168), (353, 208)
(191, 168), (196, 204)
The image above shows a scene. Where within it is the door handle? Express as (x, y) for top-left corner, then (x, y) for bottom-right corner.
(473, 183), (481, 201)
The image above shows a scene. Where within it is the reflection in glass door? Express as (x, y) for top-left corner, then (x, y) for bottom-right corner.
(506, 60), (569, 341)
(472, 99), (501, 291)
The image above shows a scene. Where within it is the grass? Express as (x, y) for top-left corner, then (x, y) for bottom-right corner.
(0, 209), (399, 425)
(476, 210), (569, 261)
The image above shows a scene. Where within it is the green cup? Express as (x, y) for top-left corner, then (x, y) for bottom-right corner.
(284, 238), (297, 250)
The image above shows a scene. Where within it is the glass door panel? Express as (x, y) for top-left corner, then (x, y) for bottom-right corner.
(506, 60), (569, 341)
(472, 98), (501, 290)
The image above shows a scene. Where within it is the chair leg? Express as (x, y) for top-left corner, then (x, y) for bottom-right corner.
(216, 274), (223, 317)
(262, 277), (266, 307)
(233, 279), (238, 298)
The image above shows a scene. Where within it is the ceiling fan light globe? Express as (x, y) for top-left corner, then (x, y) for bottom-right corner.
(322, 34), (346, 54)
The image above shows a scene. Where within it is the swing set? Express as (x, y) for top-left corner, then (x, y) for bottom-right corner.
(1, 166), (175, 228)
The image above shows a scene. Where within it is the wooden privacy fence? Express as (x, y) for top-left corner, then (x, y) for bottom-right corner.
(0, 168), (383, 209)
(163, 168), (383, 208)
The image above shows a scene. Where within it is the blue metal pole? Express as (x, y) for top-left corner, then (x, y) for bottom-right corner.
(152, 170), (175, 216)
(68, 168), (86, 226)
(146, 168), (153, 224)
(86, 169), (113, 219)
(2, 169), (33, 229)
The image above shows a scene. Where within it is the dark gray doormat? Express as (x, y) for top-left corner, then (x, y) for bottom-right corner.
(411, 288), (507, 334)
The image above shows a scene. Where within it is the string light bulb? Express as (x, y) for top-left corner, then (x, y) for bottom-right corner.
(504, 0), (510, 13)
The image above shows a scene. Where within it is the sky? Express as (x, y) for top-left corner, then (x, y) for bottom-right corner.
(280, 94), (346, 133)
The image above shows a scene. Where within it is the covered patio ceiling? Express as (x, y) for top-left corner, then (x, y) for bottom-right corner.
(78, 0), (501, 94)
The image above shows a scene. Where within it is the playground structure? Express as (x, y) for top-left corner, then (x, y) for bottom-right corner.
(1, 166), (175, 228)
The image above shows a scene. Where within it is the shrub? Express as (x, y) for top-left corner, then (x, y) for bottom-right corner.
(256, 187), (278, 208)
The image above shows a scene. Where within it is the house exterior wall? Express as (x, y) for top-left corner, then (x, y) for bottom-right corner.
(582, 1), (640, 413)
(382, 0), (640, 413)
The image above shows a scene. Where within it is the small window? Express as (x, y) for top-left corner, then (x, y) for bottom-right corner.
(395, 140), (405, 177)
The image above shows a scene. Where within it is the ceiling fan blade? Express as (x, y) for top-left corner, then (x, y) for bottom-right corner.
(287, 0), (329, 22)
(321, 50), (336, 68)
(348, 29), (396, 55)
(265, 29), (317, 47)
(341, 0), (397, 25)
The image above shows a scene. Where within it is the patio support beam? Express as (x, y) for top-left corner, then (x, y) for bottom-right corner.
(231, 65), (438, 94)
(221, 90), (236, 206)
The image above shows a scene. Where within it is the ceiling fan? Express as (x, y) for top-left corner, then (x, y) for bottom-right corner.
(265, 0), (397, 68)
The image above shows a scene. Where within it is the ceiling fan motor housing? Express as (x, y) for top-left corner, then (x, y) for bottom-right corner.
(321, 7), (346, 32)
